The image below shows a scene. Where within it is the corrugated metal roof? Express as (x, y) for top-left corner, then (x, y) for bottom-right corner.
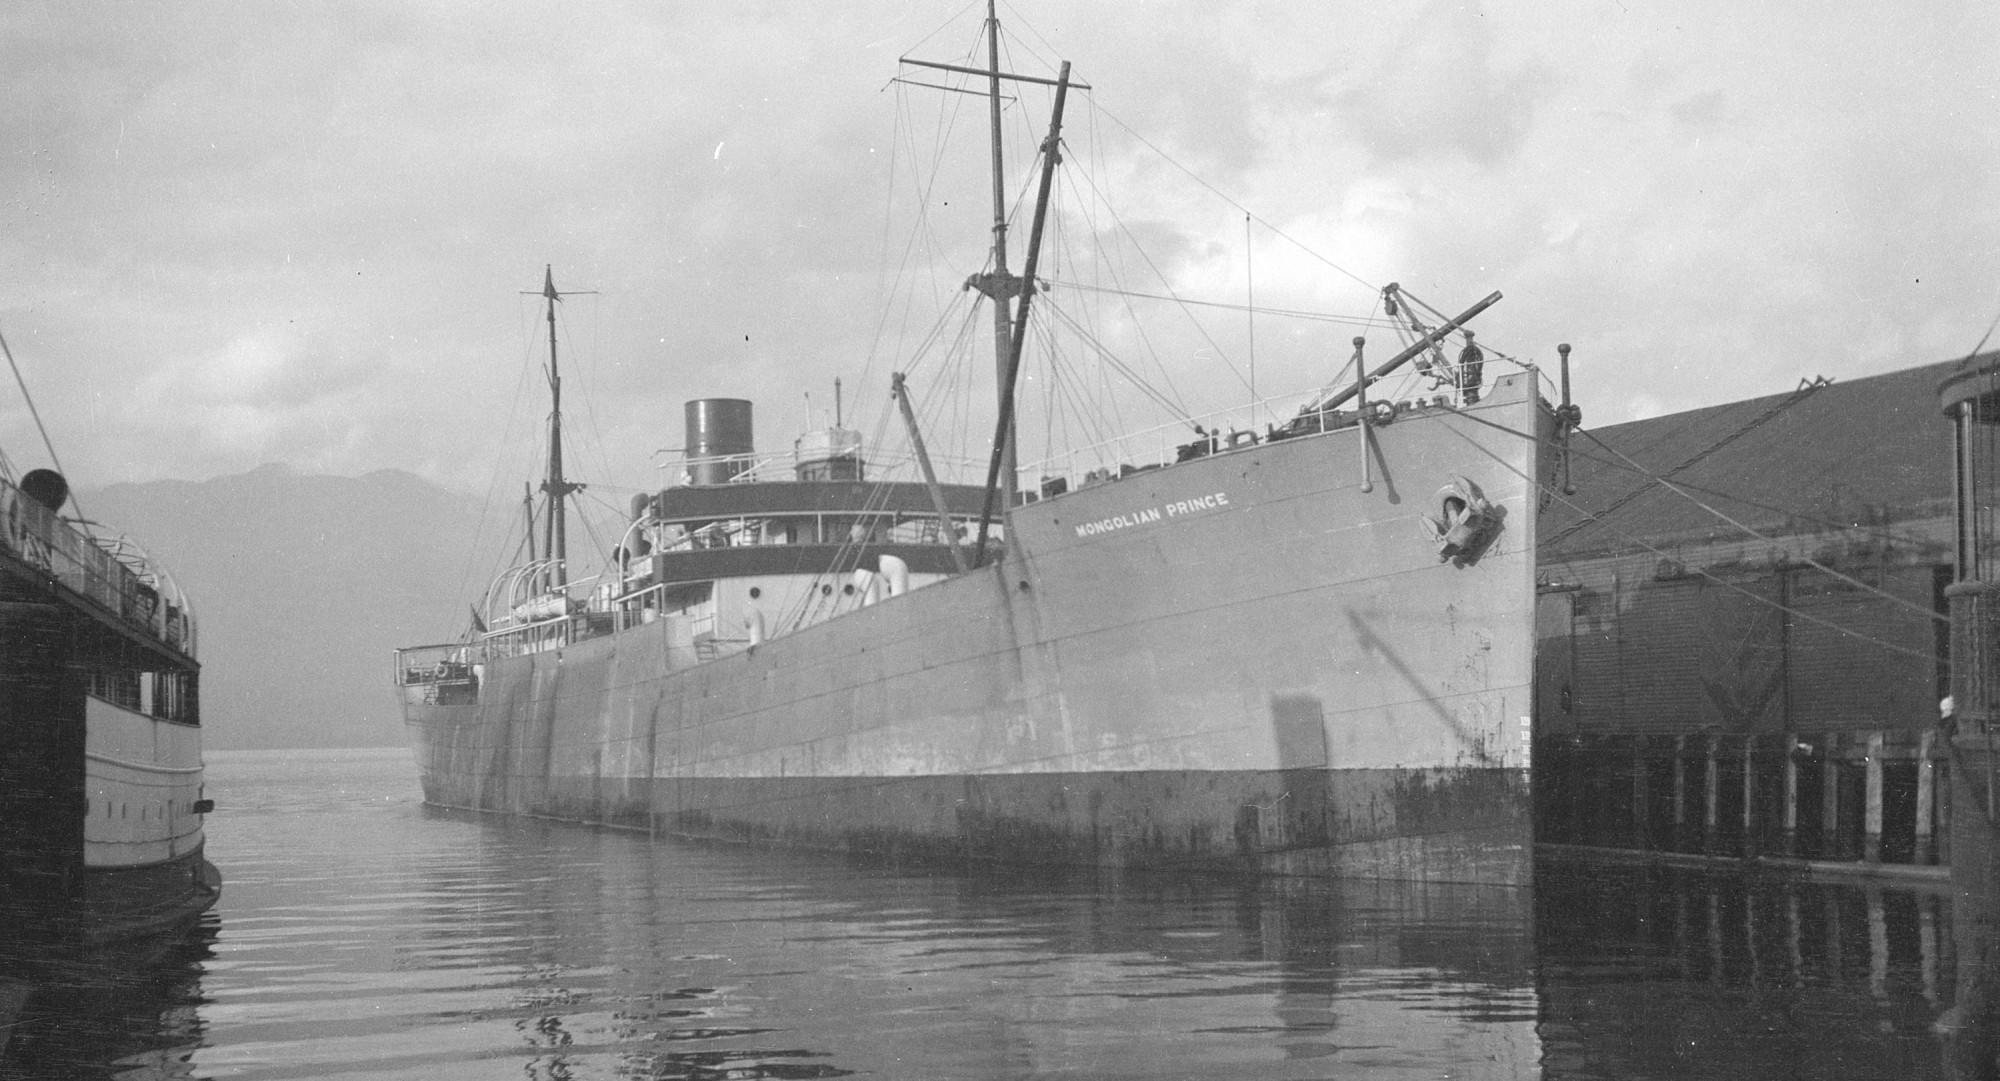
(1540, 353), (1995, 559)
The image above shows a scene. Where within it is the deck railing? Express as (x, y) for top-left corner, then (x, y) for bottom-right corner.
(0, 476), (196, 657)
(1013, 361), (1559, 500)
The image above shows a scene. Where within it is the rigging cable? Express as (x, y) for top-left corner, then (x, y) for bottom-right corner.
(1541, 377), (1832, 550)
(0, 326), (80, 520)
(1435, 399), (1953, 628)
(1405, 398), (1951, 554)
(1044, 280), (1395, 329)
(1574, 425), (1946, 625)
(1084, 99), (1377, 296)
(1039, 300), (1193, 420)
(1060, 158), (1250, 400)
(1440, 421), (1941, 663)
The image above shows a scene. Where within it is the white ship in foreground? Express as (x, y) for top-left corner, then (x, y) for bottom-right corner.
(396, 10), (1577, 886)
(0, 333), (218, 944)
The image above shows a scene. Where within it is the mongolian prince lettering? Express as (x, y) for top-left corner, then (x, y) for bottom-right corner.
(1075, 491), (1230, 538)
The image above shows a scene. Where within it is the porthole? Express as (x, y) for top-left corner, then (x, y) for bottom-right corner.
(820, 584), (832, 596)
(842, 584), (856, 596)
(749, 587), (762, 600)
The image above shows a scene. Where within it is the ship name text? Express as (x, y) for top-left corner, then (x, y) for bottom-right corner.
(1074, 492), (1230, 538)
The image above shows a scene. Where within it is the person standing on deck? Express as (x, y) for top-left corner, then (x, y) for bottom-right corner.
(1459, 331), (1485, 405)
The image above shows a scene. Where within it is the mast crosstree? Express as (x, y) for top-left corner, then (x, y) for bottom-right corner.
(899, 0), (1081, 557)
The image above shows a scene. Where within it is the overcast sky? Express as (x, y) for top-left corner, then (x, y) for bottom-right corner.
(5, 0), (1997, 508)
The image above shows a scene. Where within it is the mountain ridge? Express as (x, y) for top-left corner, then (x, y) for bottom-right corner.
(82, 466), (500, 750)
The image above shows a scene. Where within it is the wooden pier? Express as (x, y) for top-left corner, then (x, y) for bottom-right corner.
(1537, 729), (1949, 879)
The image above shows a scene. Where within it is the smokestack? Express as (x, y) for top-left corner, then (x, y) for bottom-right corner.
(684, 399), (754, 486)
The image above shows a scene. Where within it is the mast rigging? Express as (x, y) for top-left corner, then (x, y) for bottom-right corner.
(975, 61), (1073, 563)
(526, 265), (590, 588)
(899, 1), (1084, 550)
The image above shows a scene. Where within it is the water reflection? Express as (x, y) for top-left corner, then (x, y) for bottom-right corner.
(0, 915), (214, 1081)
(12, 750), (1998, 1078)
(1536, 858), (1951, 1078)
(388, 810), (1540, 1080)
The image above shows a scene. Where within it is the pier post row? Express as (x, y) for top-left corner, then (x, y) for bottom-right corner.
(1534, 358), (1982, 880)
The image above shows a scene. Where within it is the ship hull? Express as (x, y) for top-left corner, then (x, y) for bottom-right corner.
(2, 592), (216, 939)
(406, 373), (1549, 885)
(411, 730), (1529, 883)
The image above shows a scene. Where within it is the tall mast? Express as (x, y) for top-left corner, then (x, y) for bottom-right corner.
(974, 62), (1072, 563)
(897, 17), (1091, 531)
(533, 265), (586, 588)
(980, 0), (1018, 513)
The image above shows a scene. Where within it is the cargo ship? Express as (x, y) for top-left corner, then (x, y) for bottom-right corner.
(0, 337), (219, 942)
(395, 13), (1573, 885)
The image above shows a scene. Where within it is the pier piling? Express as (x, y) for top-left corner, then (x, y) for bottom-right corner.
(1538, 728), (1951, 879)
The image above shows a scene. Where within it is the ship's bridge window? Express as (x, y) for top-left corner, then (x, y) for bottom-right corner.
(756, 516), (814, 545)
(659, 581), (713, 614)
(828, 515), (887, 544)
(884, 515), (968, 546)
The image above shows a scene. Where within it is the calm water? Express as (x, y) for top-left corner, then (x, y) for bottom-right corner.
(0, 747), (1971, 1079)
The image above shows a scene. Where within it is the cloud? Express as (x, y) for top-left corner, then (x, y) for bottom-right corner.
(0, 0), (1996, 503)
(1331, 1), (1551, 167)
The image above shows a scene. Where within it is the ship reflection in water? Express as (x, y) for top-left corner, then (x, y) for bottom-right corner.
(8, 749), (1993, 1079)
(0, 918), (214, 1081)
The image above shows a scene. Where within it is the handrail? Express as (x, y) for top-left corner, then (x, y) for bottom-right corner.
(660, 446), (992, 486)
(0, 476), (198, 658)
(1012, 361), (1553, 493)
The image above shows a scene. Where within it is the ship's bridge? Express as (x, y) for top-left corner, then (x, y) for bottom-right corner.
(628, 479), (990, 584)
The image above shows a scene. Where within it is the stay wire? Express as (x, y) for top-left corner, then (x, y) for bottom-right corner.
(1045, 280), (1393, 329)
(1443, 422), (1940, 663)
(1438, 403), (1952, 628)
(1085, 99), (1377, 296)
(1061, 159), (1250, 399)
(1541, 378), (1830, 550)
(0, 325), (78, 520)
(1040, 300), (1191, 420)
(1436, 402), (1946, 554)
(1576, 424), (1948, 626)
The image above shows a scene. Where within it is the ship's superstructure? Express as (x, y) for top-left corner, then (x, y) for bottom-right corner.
(0, 462), (218, 938)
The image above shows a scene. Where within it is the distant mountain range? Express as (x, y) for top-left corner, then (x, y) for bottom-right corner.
(84, 465), (499, 749)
